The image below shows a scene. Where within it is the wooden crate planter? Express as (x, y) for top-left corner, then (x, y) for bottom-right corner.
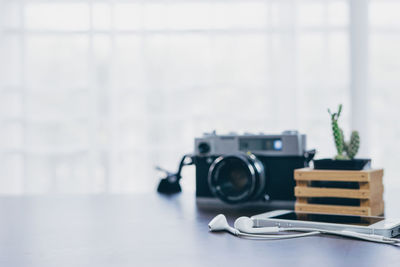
(294, 168), (384, 216)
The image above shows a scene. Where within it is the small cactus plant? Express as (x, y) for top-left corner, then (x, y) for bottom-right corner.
(328, 104), (360, 160)
(346, 131), (360, 159)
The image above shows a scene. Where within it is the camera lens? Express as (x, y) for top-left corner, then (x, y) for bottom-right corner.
(208, 153), (265, 204)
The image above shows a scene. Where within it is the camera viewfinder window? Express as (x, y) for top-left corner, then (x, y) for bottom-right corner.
(239, 138), (283, 151)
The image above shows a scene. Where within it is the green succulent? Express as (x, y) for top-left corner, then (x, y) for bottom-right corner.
(328, 104), (360, 160)
(347, 131), (360, 159)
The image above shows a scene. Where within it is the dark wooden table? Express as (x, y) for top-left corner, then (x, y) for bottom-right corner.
(0, 193), (399, 267)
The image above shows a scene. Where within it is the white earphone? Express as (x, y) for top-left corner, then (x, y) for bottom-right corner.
(209, 214), (320, 240)
(208, 214), (400, 244)
(208, 214), (239, 235)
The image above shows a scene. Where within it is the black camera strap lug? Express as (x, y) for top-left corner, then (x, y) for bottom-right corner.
(156, 154), (194, 194)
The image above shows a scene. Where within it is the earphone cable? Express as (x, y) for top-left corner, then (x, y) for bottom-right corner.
(237, 231), (321, 240)
(237, 229), (397, 244)
(272, 227), (399, 244)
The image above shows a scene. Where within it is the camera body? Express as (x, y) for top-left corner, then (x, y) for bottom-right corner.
(194, 131), (314, 207)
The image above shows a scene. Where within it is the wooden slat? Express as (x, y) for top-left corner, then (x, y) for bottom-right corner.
(294, 168), (383, 182)
(296, 181), (308, 187)
(359, 182), (370, 190)
(369, 187), (384, 203)
(360, 195), (383, 207)
(360, 176), (383, 190)
(295, 201), (384, 216)
(371, 201), (385, 216)
(360, 199), (370, 207)
(371, 169), (385, 181)
(295, 185), (384, 200)
(295, 203), (372, 216)
(295, 186), (371, 199)
(296, 197), (308, 204)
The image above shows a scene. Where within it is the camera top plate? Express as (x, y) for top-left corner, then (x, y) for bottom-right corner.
(194, 130), (306, 157)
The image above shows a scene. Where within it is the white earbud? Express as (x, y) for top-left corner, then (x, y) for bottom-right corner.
(209, 214), (320, 240)
(208, 214), (400, 244)
(208, 214), (239, 235)
(234, 217), (280, 234)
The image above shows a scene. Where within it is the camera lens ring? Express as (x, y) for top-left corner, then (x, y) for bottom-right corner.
(207, 153), (266, 204)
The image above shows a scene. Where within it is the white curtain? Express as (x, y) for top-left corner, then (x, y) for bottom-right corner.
(0, 0), (398, 207)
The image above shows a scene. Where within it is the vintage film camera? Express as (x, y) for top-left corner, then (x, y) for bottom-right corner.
(193, 131), (315, 207)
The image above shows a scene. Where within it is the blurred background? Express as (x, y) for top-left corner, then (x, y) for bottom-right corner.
(0, 0), (399, 212)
